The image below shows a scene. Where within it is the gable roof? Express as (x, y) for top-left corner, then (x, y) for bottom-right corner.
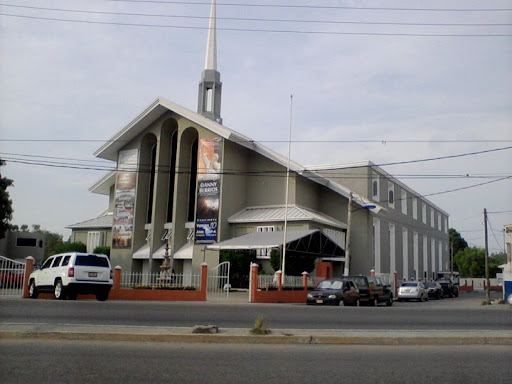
(93, 97), (377, 208)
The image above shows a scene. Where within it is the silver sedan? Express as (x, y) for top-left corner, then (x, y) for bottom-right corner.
(397, 282), (428, 302)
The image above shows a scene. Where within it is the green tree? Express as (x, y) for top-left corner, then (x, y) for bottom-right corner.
(40, 230), (64, 260)
(93, 246), (110, 257)
(55, 242), (86, 254)
(449, 228), (468, 256)
(0, 159), (14, 239)
(220, 250), (258, 288)
(454, 247), (485, 277)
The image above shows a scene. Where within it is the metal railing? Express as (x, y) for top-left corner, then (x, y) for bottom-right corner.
(120, 272), (201, 289)
(257, 274), (317, 290)
(0, 256), (26, 297)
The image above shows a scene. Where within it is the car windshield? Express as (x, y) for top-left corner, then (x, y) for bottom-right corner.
(316, 280), (343, 290)
(75, 255), (109, 267)
(424, 282), (436, 287)
(401, 283), (419, 287)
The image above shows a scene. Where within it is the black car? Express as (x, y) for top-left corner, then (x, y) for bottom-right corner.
(306, 279), (360, 306)
(342, 275), (394, 306)
(436, 278), (459, 298)
(424, 282), (444, 300)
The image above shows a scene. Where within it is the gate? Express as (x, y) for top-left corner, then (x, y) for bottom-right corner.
(207, 261), (230, 301)
(0, 256), (26, 297)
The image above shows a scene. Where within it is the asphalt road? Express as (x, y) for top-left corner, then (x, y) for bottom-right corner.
(1, 339), (510, 384)
(1, 291), (510, 331)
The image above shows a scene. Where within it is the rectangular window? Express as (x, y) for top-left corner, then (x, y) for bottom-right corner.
(16, 238), (37, 247)
(413, 232), (419, 280)
(87, 231), (105, 254)
(401, 190), (407, 215)
(430, 209), (435, 228)
(422, 203), (427, 224)
(388, 183), (395, 208)
(444, 217), (448, 234)
(372, 174), (380, 202)
(402, 228), (408, 280)
(431, 238), (436, 278)
(256, 226), (275, 259)
(423, 236), (428, 279)
(413, 198), (418, 220)
(373, 219), (381, 273)
(389, 224), (396, 274)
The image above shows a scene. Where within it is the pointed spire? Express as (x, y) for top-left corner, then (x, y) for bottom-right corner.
(205, 0), (217, 71)
(198, 0), (222, 124)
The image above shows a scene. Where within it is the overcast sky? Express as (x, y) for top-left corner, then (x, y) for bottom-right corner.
(1, 0), (511, 253)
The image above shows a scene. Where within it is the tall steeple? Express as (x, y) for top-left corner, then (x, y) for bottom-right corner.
(198, 0), (222, 124)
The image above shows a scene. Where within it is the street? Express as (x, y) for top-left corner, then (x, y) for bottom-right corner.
(1, 291), (510, 331)
(1, 339), (511, 384)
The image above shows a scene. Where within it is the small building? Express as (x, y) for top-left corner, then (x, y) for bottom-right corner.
(0, 230), (45, 263)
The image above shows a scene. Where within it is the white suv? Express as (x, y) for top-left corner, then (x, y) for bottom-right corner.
(28, 252), (113, 301)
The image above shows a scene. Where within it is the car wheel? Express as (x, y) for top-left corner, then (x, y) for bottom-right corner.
(29, 280), (38, 299)
(372, 296), (378, 307)
(386, 296), (393, 306)
(338, 299), (345, 306)
(96, 289), (109, 302)
(54, 280), (66, 300)
(454, 290), (459, 298)
(355, 298), (360, 307)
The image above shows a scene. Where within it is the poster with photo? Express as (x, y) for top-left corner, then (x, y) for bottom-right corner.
(195, 138), (223, 244)
(112, 149), (138, 249)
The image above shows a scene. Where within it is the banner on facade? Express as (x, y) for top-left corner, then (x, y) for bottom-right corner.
(195, 138), (223, 244)
(112, 149), (138, 249)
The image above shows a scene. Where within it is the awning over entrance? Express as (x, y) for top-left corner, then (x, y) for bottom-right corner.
(207, 230), (345, 259)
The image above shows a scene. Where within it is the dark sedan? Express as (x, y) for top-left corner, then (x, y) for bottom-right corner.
(306, 279), (360, 306)
(424, 282), (444, 300)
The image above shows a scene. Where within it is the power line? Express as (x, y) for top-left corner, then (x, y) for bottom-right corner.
(2, 3), (510, 27)
(104, 1), (512, 12)
(2, 13), (510, 37)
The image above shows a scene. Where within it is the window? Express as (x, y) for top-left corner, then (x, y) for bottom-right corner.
(373, 218), (381, 273)
(41, 258), (53, 270)
(87, 231), (104, 253)
(389, 224), (396, 274)
(401, 190), (407, 215)
(16, 237), (37, 247)
(402, 228), (408, 280)
(75, 255), (110, 267)
(413, 198), (418, 220)
(437, 214), (442, 231)
(62, 255), (71, 267)
(257, 226), (275, 259)
(388, 184), (395, 208)
(51, 256), (62, 268)
(444, 217), (448, 234)
(422, 203), (427, 224)
(430, 209), (435, 228)
(372, 174), (380, 202)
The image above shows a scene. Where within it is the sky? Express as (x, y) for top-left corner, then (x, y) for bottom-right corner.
(1, 0), (511, 254)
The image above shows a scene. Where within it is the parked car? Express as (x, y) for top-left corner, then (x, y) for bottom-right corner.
(397, 282), (428, 302)
(424, 282), (444, 300)
(28, 252), (113, 301)
(306, 279), (360, 306)
(341, 275), (393, 306)
(436, 278), (459, 298)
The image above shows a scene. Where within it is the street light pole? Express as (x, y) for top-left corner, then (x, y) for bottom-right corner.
(343, 192), (353, 276)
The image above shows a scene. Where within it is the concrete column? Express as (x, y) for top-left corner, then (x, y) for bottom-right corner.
(276, 270), (283, 291)
(23, 256), (34, 298)
(302, 271), (309, 290)
(250, 263), (259, 303)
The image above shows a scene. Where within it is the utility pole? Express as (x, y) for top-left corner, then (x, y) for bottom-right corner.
(484, 208), (490, 305)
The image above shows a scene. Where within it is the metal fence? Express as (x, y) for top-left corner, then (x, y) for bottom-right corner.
(120, 272), (201, 289)
(0, 256), (26, 297)
(257, 274), (318, 290)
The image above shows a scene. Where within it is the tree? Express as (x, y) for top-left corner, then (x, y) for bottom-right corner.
(454, 247), (485, 277)
(220, 250), (257, 288)
(449, 228), (468, 256)
(0, 159), (14, 240)
(270, 249), (316, 276)
(40, 230), (64, 260)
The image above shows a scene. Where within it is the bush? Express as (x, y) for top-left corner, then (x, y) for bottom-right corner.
(55, 242), (86, 254)
(93, 246), (110, 257)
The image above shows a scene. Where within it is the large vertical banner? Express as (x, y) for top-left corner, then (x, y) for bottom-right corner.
(195, 138), (223, 244)
(112, 149), (138, 249)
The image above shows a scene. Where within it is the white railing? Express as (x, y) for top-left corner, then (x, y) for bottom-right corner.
(120, 272), (201, 289)
(0, 256), (26, 297)
(257, 274), (317, 290)
(375, 272), (392, 285)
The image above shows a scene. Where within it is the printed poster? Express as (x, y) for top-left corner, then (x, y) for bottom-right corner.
(112, 149), (138, 249)
(195, 138), (223, 244)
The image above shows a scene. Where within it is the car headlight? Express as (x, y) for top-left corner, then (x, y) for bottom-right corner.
(307, 293), (313, 299)
(328, 294), (337, 299)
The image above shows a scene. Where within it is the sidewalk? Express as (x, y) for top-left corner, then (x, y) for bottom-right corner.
(1, 322), (511, 346)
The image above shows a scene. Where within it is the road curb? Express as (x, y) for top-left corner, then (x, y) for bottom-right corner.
(2, 330), (511, 346)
